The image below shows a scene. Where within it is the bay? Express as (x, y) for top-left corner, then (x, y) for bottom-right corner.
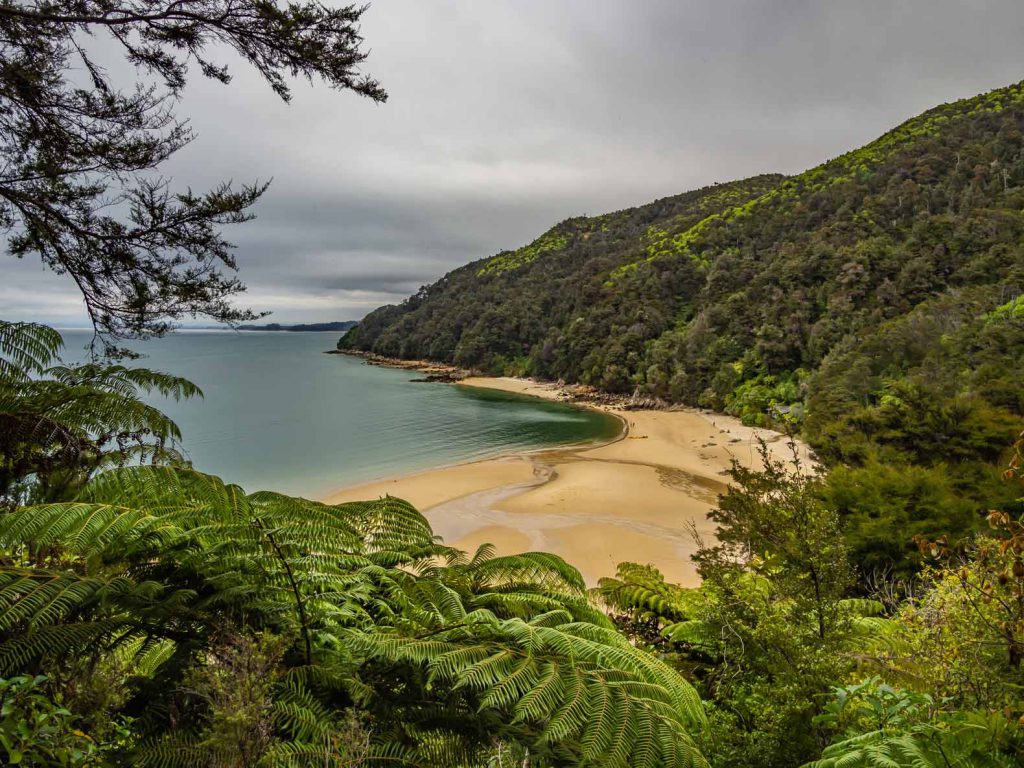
(59, 330), (621, 498)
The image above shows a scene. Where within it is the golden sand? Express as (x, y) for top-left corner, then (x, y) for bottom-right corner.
(323, 376), (808, 586)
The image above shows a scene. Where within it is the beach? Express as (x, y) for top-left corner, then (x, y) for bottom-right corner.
(324, 376), (809, 586)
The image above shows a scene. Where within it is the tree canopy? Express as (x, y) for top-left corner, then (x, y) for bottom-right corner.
(0, 1), (385, 349)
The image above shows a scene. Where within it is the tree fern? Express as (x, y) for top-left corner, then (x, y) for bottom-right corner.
(0, 465), (709, 767)
(0, 321), (62, 380)
(806, 721), (1017, 768)
(594, 562), (694, 623)
(0, 321), (200, 506)
(594, 562), (721, 660)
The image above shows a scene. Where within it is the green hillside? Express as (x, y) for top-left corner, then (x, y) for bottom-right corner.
(341, 173), (784, 383)
(343, 81), (1024, 572)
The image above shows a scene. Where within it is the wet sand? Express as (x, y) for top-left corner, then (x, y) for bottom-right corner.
(323, 376), (809, 586)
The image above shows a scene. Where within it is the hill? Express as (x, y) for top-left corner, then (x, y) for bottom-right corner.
(339, 174), (784, 382)
(238, 320), (358, 332)
(342, 81), (1024, 572)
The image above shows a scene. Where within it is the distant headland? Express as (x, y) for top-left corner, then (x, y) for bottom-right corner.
(234, 320), (358, 332)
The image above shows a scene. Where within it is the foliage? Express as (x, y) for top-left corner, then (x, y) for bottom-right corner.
(820, 459), (1008, 579)
(806, 679), (1017, 768)
(0, 674), (104, 766)
(0, 1), (385, 346)
(173, 631), (372, 768)
(685, 449), (871, 767)
(595, 562), (696, 633)
(806, 288), (1024, 572)
(0, 465), (709, 767)
(891, 515), (1024, 714)
(344, 81), (1024, 404)
(340, 175), (784, 382)
(803, 445), (1024, 767)
(812, 678), (936, 738)
(595, 446), (896, 767)
(697, 444), (853, 641)
(597, 438), (1024, 767)
(0, 321), (199, 508)
(723, 370), (806, 427)
(478, 231), (570, 276)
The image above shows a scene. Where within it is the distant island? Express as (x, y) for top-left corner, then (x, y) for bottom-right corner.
(235, 321), (358, 332)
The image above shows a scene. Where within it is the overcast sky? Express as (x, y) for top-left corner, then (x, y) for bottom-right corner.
(3, 0), (1024, 326)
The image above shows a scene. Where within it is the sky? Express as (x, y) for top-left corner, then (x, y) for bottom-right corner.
(3, 0), (1024, 327)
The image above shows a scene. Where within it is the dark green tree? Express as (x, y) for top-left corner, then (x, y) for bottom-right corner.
(690, 445), (862, 767)
(0, 1), (386, 349)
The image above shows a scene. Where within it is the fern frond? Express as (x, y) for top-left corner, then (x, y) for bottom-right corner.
(0, 321), (63, 379)
(1, 465), (710, 767)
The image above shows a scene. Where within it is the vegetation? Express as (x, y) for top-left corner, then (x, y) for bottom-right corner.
(0, 321), (199, 509)
(594, 443), (1024, 767)
(0, 323), (712, 767)
(3, 321), (1024, 766)
(0, 464), (710, 766)
(343, 80), (1024, 576)
(6, 342), (1022, 765)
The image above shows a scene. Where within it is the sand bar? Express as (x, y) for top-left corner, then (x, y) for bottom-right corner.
(324, 376), (809, 586)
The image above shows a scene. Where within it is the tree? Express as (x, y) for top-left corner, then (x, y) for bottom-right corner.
(696, 443), (853, 643)
(595, 445), (896, 768)
(803, 435), (1024, 767)
(0, 1), (386, 350)
(688, 445), (864, 767)
(0, 320), (199, 508)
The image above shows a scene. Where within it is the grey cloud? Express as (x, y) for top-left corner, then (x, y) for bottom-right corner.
(3, 0), (1024, 325)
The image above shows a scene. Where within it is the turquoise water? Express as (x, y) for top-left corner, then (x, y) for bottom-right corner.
(59, 331), (621, 498)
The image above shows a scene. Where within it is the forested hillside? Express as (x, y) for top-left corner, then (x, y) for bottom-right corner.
(343, 81), (1024, 573)
(340, 173), (784, 385)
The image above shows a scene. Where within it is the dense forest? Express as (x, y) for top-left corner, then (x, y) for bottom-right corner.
(343, 81), (1024, 577)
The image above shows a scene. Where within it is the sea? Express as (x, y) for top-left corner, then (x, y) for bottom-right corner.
(59, 330), (621, 498)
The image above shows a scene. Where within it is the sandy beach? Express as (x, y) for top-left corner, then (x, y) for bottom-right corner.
(324, 376), (809, 586)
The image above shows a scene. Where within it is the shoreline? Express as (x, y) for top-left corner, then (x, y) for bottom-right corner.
(323, 369), (811, 587)
(329, 349), (665, 406)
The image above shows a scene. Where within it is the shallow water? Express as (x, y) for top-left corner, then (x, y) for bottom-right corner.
(59, 330), (621, 498)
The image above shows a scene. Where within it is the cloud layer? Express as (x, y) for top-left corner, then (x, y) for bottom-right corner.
(4, 0), (1024, 325)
